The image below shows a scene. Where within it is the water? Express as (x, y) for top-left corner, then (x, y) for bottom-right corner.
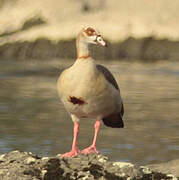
(0, 59), (179, 165)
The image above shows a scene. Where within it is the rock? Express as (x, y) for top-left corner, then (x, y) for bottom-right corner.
(0, 154), (6, 162)
(0, 150), (178, 180)
(147, 159), (179, 177)
(25, 157), (36, 165)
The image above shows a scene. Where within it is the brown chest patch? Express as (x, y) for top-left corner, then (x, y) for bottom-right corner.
(69, 96), (87, 105)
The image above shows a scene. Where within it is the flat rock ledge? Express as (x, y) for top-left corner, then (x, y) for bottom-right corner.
(0, 151), (178, 180)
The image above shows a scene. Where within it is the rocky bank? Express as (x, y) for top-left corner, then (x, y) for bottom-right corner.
(0, 150), (178, 180)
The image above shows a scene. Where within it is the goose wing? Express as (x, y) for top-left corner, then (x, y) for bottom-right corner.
(96, 64), (119, 90)
(96, 64), (124, 128)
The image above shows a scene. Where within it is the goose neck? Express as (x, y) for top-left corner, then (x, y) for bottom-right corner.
(76, 38), (90, 59)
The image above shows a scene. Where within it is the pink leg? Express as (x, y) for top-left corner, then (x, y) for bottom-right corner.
(81, 120), (101, 154)
(61, 122), (80, 157)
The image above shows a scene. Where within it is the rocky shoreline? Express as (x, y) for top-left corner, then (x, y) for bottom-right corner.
(1, 15), (179, 61)
(1, 35), (179, 61)
(0, 150), (178, 180)
(1, 0), (179, 61)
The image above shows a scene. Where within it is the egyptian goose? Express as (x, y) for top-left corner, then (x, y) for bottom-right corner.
(57, 26), (124, 157)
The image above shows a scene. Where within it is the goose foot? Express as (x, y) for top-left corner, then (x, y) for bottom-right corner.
(81, 145), (99, 154)
(61, 148), (80, 158)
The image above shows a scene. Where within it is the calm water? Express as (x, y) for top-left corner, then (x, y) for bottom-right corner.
(0, 59), (179, 165)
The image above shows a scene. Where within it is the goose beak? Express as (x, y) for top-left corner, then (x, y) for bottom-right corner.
(100, 39), (107, 47)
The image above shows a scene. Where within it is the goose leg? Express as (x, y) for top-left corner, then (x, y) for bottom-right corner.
(61, 121), (80, 157)
(81, 120), (101, 154)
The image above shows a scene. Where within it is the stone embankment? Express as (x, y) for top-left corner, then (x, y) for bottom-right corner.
(0, 150), (178, 180)
(1, 0), (179, 61)
(2, 33), (179, 61)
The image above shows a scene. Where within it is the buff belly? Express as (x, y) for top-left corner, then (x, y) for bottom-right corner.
(60, 84), (120, 119)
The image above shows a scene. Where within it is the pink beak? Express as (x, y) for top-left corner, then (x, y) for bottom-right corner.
(99, 39), (107, 47)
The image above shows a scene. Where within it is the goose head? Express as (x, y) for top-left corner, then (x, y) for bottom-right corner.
(78, 26), (107, 47)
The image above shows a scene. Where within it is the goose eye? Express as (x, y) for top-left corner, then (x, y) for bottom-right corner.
(97, 36), (101, 41)
(88, 30), (93, 35)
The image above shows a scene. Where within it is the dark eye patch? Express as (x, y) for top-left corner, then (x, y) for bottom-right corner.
(85, 27), (96, 36)
(94, 35), (101, 42)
